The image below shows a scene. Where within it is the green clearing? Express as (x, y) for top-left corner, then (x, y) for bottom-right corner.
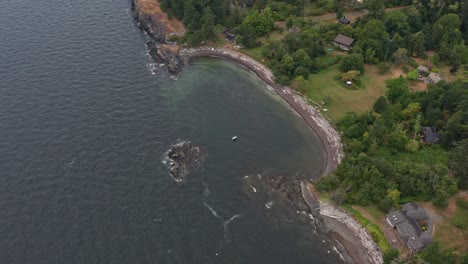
(298, 64), (388, 120)
(451, 199), (468, 230)
(241, 47), (263, 61)
(344, 205), (394, 254)
(431, 196), (468, 253)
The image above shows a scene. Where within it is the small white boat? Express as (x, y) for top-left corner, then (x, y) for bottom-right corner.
(232, 136), (238, 141)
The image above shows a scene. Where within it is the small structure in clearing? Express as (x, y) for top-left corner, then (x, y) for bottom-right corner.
(417, 65), (429, 77)
(427, 72), (443, 84)
(338, 17), (350, 25)
(386, 203), (433, 252)
(421, 127), (440, 143)
(223, 30), (236, 41)
(333, 34), (354, 51)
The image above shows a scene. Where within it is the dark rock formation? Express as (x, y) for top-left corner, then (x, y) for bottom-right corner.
(265, 175), (310, 212)
(131, 0), (184, 74)
(146, 42), (183, 74)
(163, 140), (206, 182)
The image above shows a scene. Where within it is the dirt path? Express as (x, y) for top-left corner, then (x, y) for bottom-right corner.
(181, 47), (344, 177)
(309, 6), (410, 22)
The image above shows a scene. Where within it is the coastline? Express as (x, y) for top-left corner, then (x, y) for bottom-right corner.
(130, 1), (383, 262)
(180, 47), (344, 177)
(181, 47), (383, 264)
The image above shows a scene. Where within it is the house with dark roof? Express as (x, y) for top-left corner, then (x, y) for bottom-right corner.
(333, 34), (354, 51)
(386, 203), (433, 252)
(422, 127), (440, 143)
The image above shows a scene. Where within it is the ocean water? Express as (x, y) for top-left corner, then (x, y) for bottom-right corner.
(0, 0), (340, 263)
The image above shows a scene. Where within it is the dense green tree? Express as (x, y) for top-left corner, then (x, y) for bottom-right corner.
(385, 77), (409, 103)
(404, 6), (423, 32)
(392, 48), (409, 64)
(373, 96), (389, 114)
(432, 14), (463, 61)
(409, 32), (426, 57)
(450, 139), (468, 189)
(200, 7), (215, 40)
(365, 0), (386, 20)
(357, 20), (390, 63)
(385, 11), (410, 37)
(339, 53), (364, 72)
(240, 7), (274, 38)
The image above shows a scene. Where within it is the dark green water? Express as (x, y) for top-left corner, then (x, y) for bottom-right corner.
(0, 0), (339, 263)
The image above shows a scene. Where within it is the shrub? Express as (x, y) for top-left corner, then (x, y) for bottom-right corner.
(402, 66), (409, 73)
(339, 53), (364, 72)
(383, 249), (399, 264)
(294, 66), (310, 78)
(408, 59), (418, 68)
(377, 62), (391, 74)
(405, 139), (419, 152)
(373, 96), (389, 113)
(407, 69), (418, 80)
(430, 54), (440, 65)
(341, 70), (361, 81)
(370, 231), (379, 243)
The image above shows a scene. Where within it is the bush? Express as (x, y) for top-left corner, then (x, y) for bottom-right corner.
(405, 139), (419, 152)
(383, 249), (399, 264)
(370, 231), (379, 243)
(373, 96), (389, 113)
(407, 69), (418, 80)
(408, 59), (418, 68)
(294, 66), (310, 78)
(339, 53), (364, 72)
(377, 62), (391, 75)
(430, 54), (440, 65)
(402, 66), (409, 73)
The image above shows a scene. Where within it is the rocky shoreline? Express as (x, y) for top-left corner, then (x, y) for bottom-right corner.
(130, 1), (384, 263)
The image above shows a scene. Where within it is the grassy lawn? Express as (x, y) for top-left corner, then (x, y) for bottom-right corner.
(299, 64), (390, 120)
(427, 195), (468, 253)
(240, 47), (263, 61)
(344, 205), (395, 254)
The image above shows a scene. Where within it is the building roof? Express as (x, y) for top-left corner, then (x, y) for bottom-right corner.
(386, 203), (432, 252)
(339, 17), (350, 24)
(333, 34), (354, 47)
(417, 65), (429, 73)
(422, 127), (440, 143)
(428, 72), (443, 83)
(387, 211), (406, 226)
(402, 202), (419, 212)
(407, 236), (425, 252)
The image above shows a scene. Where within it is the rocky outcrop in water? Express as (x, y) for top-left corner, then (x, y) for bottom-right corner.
(265, 175), (310, 212)
(146, 42), (182, 73)
(163, 140), (206, 182)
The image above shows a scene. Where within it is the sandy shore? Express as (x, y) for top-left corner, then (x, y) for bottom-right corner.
(181, 47), (344, 176)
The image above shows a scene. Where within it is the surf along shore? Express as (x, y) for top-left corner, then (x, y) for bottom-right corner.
(131, 1), (383, 263)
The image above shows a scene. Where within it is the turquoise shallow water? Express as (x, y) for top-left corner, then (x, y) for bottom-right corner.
(0, 0), (339, 263)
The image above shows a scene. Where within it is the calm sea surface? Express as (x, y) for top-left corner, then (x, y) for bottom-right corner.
(0, 0), (340, 263)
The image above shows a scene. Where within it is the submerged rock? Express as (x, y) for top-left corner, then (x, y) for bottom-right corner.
(163, 140), (206, 183)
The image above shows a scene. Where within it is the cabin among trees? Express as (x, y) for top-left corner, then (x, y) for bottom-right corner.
(333, 34), (354, 51)
(421, 127), (440, 143)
